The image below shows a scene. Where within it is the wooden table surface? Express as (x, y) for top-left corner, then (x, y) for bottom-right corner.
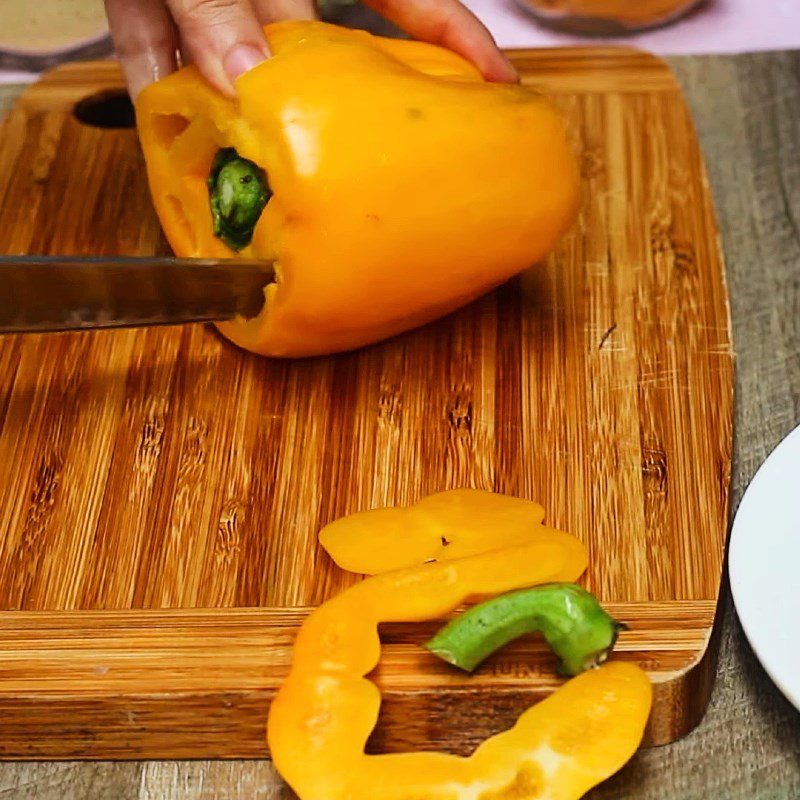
(0, 45), (799, 800)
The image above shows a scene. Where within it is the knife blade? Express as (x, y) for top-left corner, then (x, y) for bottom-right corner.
(0, 256), (275, 334)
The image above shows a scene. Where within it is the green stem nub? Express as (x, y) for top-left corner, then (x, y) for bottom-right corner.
(425, 583), (626, 677)
(207, 147), (270, 251)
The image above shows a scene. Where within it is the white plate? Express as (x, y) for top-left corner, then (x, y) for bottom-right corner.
(729, 423), (800, 710)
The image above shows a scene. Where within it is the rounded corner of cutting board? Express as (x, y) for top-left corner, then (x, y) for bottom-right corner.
(14, 59), (124, 112)
(645, 609), (724, 745)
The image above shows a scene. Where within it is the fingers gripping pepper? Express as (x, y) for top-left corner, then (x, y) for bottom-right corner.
(426, 582), (626, 676)
(137, 21), (580, 357)
(269, 492), (653, 800)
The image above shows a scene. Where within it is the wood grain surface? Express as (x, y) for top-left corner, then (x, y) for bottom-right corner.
(0, 45), (797, 800)
(0, 46), (733, 759)
(0, 601), (715, 758)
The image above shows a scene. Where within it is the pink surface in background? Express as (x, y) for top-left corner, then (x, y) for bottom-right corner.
(465, 0), (800, 54)
(1, 0), (797, 84)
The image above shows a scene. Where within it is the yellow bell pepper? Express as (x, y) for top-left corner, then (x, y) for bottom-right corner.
(268, 493), (652, 799)
(136, 20), (580, 356)
(320, 488), (576, 574)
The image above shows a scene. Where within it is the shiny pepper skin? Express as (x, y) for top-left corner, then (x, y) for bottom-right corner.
(137, 21), (580, 357)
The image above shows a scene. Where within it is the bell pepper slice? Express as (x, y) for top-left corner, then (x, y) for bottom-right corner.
(269, 501), (652, 799)
(136, 20), (580, 357)
(319, 489), (573, 574)
(426, 582), (625, 676)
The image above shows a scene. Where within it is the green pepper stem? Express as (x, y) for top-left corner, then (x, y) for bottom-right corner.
(207, 147), (271, 251)
(425, 583), (625, 677)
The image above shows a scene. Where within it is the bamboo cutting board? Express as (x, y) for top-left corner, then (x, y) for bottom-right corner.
(0, 49), (732, 759)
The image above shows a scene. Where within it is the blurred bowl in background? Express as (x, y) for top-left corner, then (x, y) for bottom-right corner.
(515, 0), (708, 35)
(0, 0), (111, 73)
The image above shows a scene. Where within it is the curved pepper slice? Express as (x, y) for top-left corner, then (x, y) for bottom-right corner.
(320, 489), (568, 574)
(137, 20), (580, 357)
(269, 505), (652, 800)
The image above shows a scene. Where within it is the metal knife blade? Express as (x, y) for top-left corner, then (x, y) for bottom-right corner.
(0, 256), (275, 334)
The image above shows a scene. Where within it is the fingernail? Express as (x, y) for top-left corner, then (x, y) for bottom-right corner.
(223, 43), (267, 84)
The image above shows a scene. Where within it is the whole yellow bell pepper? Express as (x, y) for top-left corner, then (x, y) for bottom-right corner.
(137, 21), (580, 356)
(268, 491), (652, 800)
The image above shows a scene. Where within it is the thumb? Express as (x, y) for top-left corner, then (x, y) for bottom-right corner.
(166, 0), (269, 95)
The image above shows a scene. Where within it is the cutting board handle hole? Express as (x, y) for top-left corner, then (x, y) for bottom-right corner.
(74, 90), (135, 129)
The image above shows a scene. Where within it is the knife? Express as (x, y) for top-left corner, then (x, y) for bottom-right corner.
(0, 256), (275, 334)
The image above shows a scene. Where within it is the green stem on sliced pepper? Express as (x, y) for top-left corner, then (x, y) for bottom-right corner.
(425, 583), (626, 677)
(207, 148), (270, 251)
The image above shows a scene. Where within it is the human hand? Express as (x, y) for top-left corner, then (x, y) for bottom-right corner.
(104, 0), (518, 100)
